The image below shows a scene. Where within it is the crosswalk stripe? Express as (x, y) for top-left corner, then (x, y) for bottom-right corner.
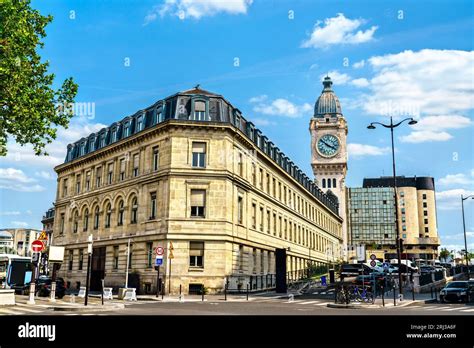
(407, 306), (422, 309)
(314, 302), (329, 306)
(425, 306), (452, 311)
(12, 307), (43, 313)
(298, 301), (320, 305)
(459, 308), (474, 312)
(0, 308), (22, 315)
(443, 307), (464, 311)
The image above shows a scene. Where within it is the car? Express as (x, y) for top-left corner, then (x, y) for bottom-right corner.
(439, 281), (474, 303)
(339, 263), (372, 278)
(35, 276), (67, 299)
(420, 265), (436, 273)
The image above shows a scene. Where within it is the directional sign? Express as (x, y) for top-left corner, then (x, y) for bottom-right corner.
(31, 240), (45, 252)
(155, 246), (164, 256)
(155, 258), (163, 266)
(370, 254), (377, 261)
(370, 260), (376, 267)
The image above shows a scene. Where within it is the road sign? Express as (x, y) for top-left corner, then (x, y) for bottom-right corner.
(31, 252), (40, 263)
(31, 240), (44, 252)
(370, 254), (377, 261)
(169, 241), (174, 251)
(155, 258), (163, 266)
(38, 231), (48, 240)
(169, 250), (174, 259)
(383, 262), (390, 269)
(370, 260), (376, 267)
(155, 246), (164, 256)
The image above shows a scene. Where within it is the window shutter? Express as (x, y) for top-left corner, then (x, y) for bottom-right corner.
(191, 190), (205, 206)
(190, 242), (204, 256)
(192, 142), (206, 153)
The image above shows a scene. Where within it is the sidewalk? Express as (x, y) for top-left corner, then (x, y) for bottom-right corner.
(15, 295), (125, 312)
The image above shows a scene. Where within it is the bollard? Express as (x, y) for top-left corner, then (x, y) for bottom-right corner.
(412, 282), (415, 301)
(179, 284), (182, 296)
(393, 286), (396, 306)
(201, 284), (204, 302)
(334, 285), (338, 304)
(246, 283), (249, 301)
(224, 283), (227, 301)
(381, 286), (385, 307)
(161, 281), (164, 300)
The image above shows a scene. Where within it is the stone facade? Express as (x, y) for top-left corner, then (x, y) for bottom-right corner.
(52, 88), (343, 295)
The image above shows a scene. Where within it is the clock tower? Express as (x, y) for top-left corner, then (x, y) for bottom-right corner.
(309, 76), (348, 258)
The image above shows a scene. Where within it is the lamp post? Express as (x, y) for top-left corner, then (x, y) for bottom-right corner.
(367, 116), (417, 296)
(85, 234), (93, 306)
(461, 194), (473, 279)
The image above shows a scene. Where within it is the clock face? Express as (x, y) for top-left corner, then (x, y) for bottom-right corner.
(317, 134), (340, 157)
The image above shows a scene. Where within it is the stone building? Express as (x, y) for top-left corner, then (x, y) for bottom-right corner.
(52, 86), (343, 294)
(0, 229), (41, 256)
(347, 176), (440, 261)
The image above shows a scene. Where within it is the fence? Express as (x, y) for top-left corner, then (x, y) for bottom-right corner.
(226, 274), (276, 293)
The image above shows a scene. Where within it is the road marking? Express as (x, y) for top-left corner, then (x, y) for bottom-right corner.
(459, 308), (474, 312)
(442, 307), (465, 311)
(0, 308), (22, 315)
(298, 301), (320, 305)
(424, 306), (452, 311)
(12, 307), (43, 313)
(314, 302), (329, 306)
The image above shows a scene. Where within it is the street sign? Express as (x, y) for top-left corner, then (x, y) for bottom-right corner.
(38, 231), (48, 240)
(169, 250), (174, 259)
(155, 258), (163, 266)
(370, 260), (376, 267)
(370, 254), (377, 261)
(31, 252), (40, 263)
(155, 246), (164, 256)
(31, 240), (44, 252)
(169, 241), (174, 250)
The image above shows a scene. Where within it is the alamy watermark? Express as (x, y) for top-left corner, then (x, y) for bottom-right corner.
(379, 100), (420, 118)
(55, 102), (96, 120)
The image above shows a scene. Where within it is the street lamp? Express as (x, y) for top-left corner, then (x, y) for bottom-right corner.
(461, 194), (473, 279)
(85, 234), (93, 306)
(367, 116), (417, 297)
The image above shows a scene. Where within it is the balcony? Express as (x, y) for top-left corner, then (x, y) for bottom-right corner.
(415, 237), (440, 245)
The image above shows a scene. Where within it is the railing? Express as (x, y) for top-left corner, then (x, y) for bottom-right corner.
(419, 272), (433, 286)
(225, 274), (275, 293)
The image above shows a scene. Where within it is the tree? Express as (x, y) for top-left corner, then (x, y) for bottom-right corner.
(439, 248), (451, 263)
(0, 0), (78, 156)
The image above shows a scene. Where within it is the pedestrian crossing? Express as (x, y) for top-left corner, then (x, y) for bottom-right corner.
(0, 303), (47, 315)
(402, 304), (474, 313)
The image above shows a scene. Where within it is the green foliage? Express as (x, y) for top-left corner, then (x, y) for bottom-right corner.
(439, 248), (452, 262)
(0, 0), (78, 156)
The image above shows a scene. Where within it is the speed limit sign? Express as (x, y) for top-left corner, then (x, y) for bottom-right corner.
(155, 246), (164, 256)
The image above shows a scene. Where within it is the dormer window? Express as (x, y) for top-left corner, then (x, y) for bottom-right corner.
(89, 138), (95, 152)
(80, 142), (86, 156)
(100, 133), (106, 148)
(111, 128), (117, 143)
(124, 122), (131, 137)
(193, 101), (206, 121)
(136, 115), (144, 132)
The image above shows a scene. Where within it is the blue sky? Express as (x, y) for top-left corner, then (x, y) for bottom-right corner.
(1, 0), (473, 255)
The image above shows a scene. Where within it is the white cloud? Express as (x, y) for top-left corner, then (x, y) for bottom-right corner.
(301, 13), (378, 49)
(438, 173), (474, 187)
(353, 60), (365, 69)
(319, 70), (351, 85)
(11, 221), (29, 228)
(414, 115), (472, 131)
(362, 49), (474, 116)
(0, 168), (45, 192)
(351, 78), (369, 87)
(399, 130), (452, 143)
(436, 188), (474, 210)
(3, 117), (107, 168)
(145, 0), (253, 23)
(251, 98), (312, 118)
(347, 143), (391, 158)
(248, 95), (268, 103)
(252, 118), (276, 127)
(35, 171), (55, 180)
(0, 211), (21, 216)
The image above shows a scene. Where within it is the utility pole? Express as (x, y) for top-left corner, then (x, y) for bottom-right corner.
(85, 234), (93, 306)
(125, 237), (131, 288)
(461, 195), (473, 279)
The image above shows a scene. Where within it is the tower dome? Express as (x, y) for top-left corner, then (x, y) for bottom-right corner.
(314, 76), (342, 117)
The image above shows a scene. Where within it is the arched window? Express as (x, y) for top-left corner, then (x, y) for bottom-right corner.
(328, 178), (331, 188)
(94, 207), (100, 229)
(105, 203), (111, 228)
(322, 179), (326, 188)
(333, 178), (337, 188)
(83, 209), (89, 232)
(193, 101), (207, 121)
(131, 198), (138, 224)
(73, 211), (79, 233)
(117, 200), (124, 226)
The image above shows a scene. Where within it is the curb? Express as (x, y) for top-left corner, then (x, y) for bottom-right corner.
(49, 304), (125, 312)
(327, 303), (366, 309)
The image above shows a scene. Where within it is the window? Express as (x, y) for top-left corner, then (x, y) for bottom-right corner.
(237, 196), (243, 224)
(62, 179), (68, 197)
(192, 142), (206, 168)
(150, 192), (157, 219)
(266, 173), (270, 193)
(94, 207), (99, 229)
(423, 210), (428, 216)
(119, 159), (126, 181)
(425, 227), (429, 233)
(89, 138), (95, 152)
(100, 134), (106, 148)
(111, 129), (117, 142)
(153, 147), (159, 171)
(131, 198), (138, 224)
(113, 246), (119, 269)
(333, 178), (336, 188)
(128, 244), (133, 269)
(259, 168), (263, 189)
(267, 210), (271, 234)
(251, 164), (256, 186)
(273, 213), (277, 236)
(238, 152), (243, 176)
(117, 200), (124, 226)
(136, 115), (144, 132)
(80, 142), (86, 156)
(424, 218), (428, 224)
(107, 163), (113, 184)
(327, 178), (331, 188)
(322, 178), (326, 188)
(189, 242), (204, 267)
(133, 154), (139, 177)
(146, 242), (153, 268)
(124, 123), (131, 137)
(191, 190), (206, 218)
(68, 250), (73, 270)
(96, 167), (102, 188)
(60, 213), (65, 234)
(259, 207), (264, 231)
(85, 171), (91, 191)
(251, 203), (256, 229)
(105, 203), (111, 228)
(252, 248), (257, 274)
(422, 193), (427, 200)
(193, 101), (207, 121)
(423, 202), (427, 208)
(73, 211), (79, 233)
(83, 209), (89, 231)
(76, 175), (81, 194)
(78, 249), (84, 270)
(402, 225), (406, 231)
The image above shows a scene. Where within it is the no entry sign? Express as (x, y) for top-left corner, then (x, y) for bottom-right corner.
(31, 240), (44, 252)
(155, 246), (164, 256)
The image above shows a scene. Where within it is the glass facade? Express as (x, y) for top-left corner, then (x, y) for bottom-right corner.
(348, 187), (396, 245)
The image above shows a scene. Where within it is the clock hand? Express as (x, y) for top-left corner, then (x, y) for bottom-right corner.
(321, 139), (336, 150)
